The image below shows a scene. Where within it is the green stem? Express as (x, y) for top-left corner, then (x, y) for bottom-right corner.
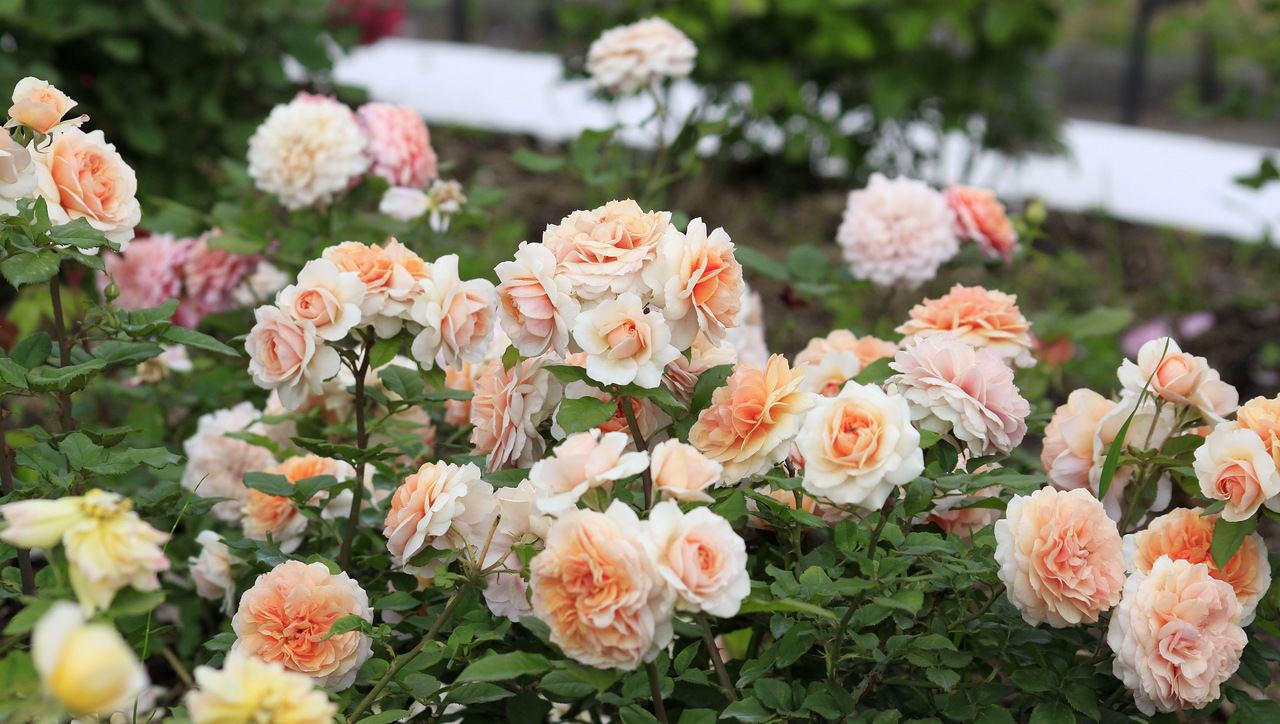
(619, 395), (654, 509)
(48, 277), (74, 435)
(0, 409), (35, 595)
(697, 615), (737, 701)
(338, 334), (374, 572)
(645, 660), (668, 724)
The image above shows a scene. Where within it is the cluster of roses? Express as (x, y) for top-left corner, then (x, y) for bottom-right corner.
(0, 77), (140, 246)
(997, 335), (1278, 715)
(247, 91), (465, 231)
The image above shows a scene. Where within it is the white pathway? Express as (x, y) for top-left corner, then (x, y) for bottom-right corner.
(327, 38), (1280, 241)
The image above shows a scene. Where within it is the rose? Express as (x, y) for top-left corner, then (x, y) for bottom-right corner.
(0, 127), (36, 213)
(32, 603), (147, 717)
(242, 455), (355, 553)
(994, 487), (1125, 627)
(245, 305), (341, 411)
(895, 284), (1035, 368)
(232, 560), (373, 690)
(650, 439), (723, 503)
(1192, 422), (1280, 521)
(469, 358), (563, 472)
(384, 461), (483, 575)
(645, 501), (749, 617)
(663, 332), (737, 403)
(1117, 336), (1238, 421)
(495, 241), (580, 357)
(1041, 388), (1117, 493)
(31, 128), (141, 246)
(186, 651), (336, 724)
(1237, 395), (1280, 466)
(410, 254), (497, 369)
(356, 102), (438, 188)
(542, 199), (668, 300)
(945, 185), (1019, 262)
(795, 330), (897, 369)
(8, 77), (86, 134)
(276, 258), (366, 341)
(529, 430), (649, 514)
(586, 17), (697, 94)
(60, 490), (170, 613)
(190, 530), (237, 613)
(796, 382), (924, 510)
(573, 291), (680, 388)
(643, 218), (744, 348)
(180, 402), (279, 522)
(321, 240), (429, 334)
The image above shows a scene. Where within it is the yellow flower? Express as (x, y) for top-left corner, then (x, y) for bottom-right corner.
(32, 602), (148, 717)
(186, 651), (337, 724)
(0, 497), (82, 547)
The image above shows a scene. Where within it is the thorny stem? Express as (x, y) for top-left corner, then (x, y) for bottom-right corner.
(0, 410), (36, 595)
(619, 395), (654, 509)
(645, 660), (669, 724)
(339, 333), (375, 572)
(697, 615), (737, 701)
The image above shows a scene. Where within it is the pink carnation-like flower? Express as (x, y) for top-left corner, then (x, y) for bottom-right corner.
(99, 233), (193, 314)
(896, 284), (1035, 368)
(945, 185), (1019, 263)
(835, 174), (959, 288)
(586, 17), (697, 94)
(356, 102), (437, 188)
(1107, 556), (1246, 715)
(890, 334), (1029, 456)
(995, 487), (1125, 627)
(180, 234), (257, 325)
(530, 502), (674, 670)
(469, 358), (562, 472)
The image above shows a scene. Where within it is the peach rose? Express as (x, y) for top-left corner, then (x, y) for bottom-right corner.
(232, 560), (373, 690)
(994, 487), (1125, 627)
(1107, 556), (1245, 715)
(384, 461), (484, 575)
(896, 284), (1035, 368)
(945, 185), (1019, 263)
(443, 361), (479, 427)
(530, 502), (674, 670)
(795, 330), (897, 369)
(1125, 508), (1271, 625)
(1234, 395), (1280, 466)
(470, 358), (563, 471)
(663, 332), (738, 403)
(795, 382), (924, 510)
(643, 218), (744, 348)
(529, 430), (649, 514)
(799, 347), (862, 398)
(1193, 422), (1280, 521)
(246, 305), (341, 411)
(321, 240), (427, 334)
(410, 254), (497, 369)
(8, 77), (86, 134)
(243, 455), (354, 552)
(645, 501), (749, 617)
(31, 128), (140, 247)
(651, 439), (723, 503)
(1041, 388), (1117, 493)
(543, 199), (668, 300)
(1118, 337), (1238, 421)
(573, 291), (680, 388)
(276, 258), (366, 341)
(496, 241), (581, 357)
(689, 355), (816, 485)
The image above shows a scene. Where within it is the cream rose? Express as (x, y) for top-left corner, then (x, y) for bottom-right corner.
(275, 258), (366, 341)
(645, 501), (749, 617)
(190, 530), (237, 613)
(0, 127), (36, 214)
(994, 487), (1125, 627)
(246, 305), (341, 411)
(1118, 336), (1238, 421)
(383, 461), (483, 575)
(529, 430), (650, 514)
(31, 128), (141, 247)
(8, 77), (86, 134)
(542, 199), (668, 300)
(643, 218), (744, 348)
(496, 241), (580, 357)
(32, 603), (148, 717)
(186, 650), (337, 724)
(410, 253), (497, 369)
(573, 291), (680, 388)
(1192, 422), (1280, 521)
(650, 439), (723, 503)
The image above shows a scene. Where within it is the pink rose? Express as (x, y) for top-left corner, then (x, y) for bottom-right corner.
(383, 461), (484, 576)
(994, 487), (1125, 627)
(529, 430), (649, 514)
(795, 330), (897, 369)
(410, 254), (497, 369)
(99, 233), (192, 312)
(645, 501), (749, 617)
(31, 128), (141, 246)
(1192, 422), (1280, 521)
(277, 258), (366, 341)
(496, 241), (580, 357)
(573, 291), (679, 388)
(1118, 337), (1238, 421)
(180, 234), (258, 325)
(470, 358), (562, 472)
(356, 102), (438, 188)
(651, 439), (722, 503)
(945, 185), (1019, 263)
(1107, 556), (1245, 715)
(643, 218), (744, 348)
(835, 174), (959, 288)
(246, 305), (341, 410)
(1041, 388), (1117, 493)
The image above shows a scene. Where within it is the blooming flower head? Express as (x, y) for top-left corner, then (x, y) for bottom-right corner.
(1088, 391), (1179, 520)
(1118, 337), (1238, 421)
(645, 501), (749, 617)
(994, 487), (1125, 627)
(410, 253), (497, 369)
(1125, 508), (1271, 625)
(586, 17), (696, 94)
(470, 358), (563, 471)
(651, 439), (723, 503)
(573, 291), (680, 388)
(0, 127), (36, 214)
(1107, 556), (1246, 715)
(794, 330), (897, 370)
(232, 560), (373, 690)
(530, 502), (674, 670)
(543, 199), (669, 301)
(890, 334), (1029, 456)
(1041, 388), (1117, 494)
(799, 346), (862, 398)
(98, 233), (192, 314)
(384, 461), (485, 575)
(1192, 422), (1280, 522)
(643, 218), (744, 349)
(276, 258), (366, 342)
(186, 650), (337, 724)
(32, 602), (148, 717)
(181, 233), (258, 324)
(796, 381), (924, 510)
(181, 402), (279, 521)
(247, 94), (369, 210)
(529, 430), (650, 514)
(689, 355), (816, 484)
(31, 127), (141, 247)
(896, 284), (1035, 368)
(945, 185), (1019, 262)
(246, 305), (341, 411)
(1237, 395), (1280, 467)
(425, 178), (466, 232)
(7, 77), (87, 134)
(356, 102), (437, 188)
(835, 174), (959, 288)
(496, 241), (581, 357)
(322, 239), (430, 335)
(243, 455), (354, 553)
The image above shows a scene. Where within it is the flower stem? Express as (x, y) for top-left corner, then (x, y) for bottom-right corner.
(697, 615), (737, 701)
(645, 660), (668, 724)
(339, 334), (374, 572)
(0, 410), (35, 596)
(48, 276), (74, 434)
(619, 395), (654, 509)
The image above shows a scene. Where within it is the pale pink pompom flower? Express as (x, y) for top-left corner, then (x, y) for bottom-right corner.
(836, 174), (959, 288)
(356, 102), (438, 188)
(98, 233), (193, 314)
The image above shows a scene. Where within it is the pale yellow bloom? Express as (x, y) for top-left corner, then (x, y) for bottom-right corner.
(186, 651), (337, 724)
(33, 602), (147, 717)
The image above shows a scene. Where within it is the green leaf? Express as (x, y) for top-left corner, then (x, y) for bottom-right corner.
(161, 326), (238, 356)
(61, 432), (104, 469)
(544, 364), (591, 384)
(91, 341), (163, 366)
(1027, 701), (1074, 724)
(3, 600), (52, 635)
(853, 357), (894, 384)
(47, 218), (109, 249)
(243, 471), (294, 497)
(26, 359), (108, 393)
(690, 364), (733, 414)
(126, 299), (180, 328)
(1, 249), (60, 288)
(374, 591), (420, 612)
(445, 682), (515, 704)
(735, 246), (787, 282)
(785, 245), (829, 284)
(0, 357), (27, 388)
(357, 710), (413, 724)
(457, 651), (553, 683)
(722, 697), (770, 722)
(555, 396), (617, 435)
(511, 147), (566, 173)
(1211, 515), (1257, 569)
(291, 474), (337, 504)
(10, 333), (52, 369)
(368, 337), (400, 370)
(753, 678), (791, 711)
(737, 595), (838, 621)
(925, 668), (960, 690)
(379, 365), (425, 402)
(322, 614), (372, 641)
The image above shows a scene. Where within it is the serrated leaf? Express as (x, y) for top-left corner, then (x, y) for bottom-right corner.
(47, 217), (109, 249)
(1, 249), (60, 288)
(379, 365), (425, 401)
(162, 326), (237, 356)
(357, 710), (413, 724)
(243, 471), (294, 497)
(25, 359), (108, 393)
(555, 396), (617, 435)
(1211, 515), (1256, 569)
(10, 333), (52, 369)
(457, 651), (553, 682)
